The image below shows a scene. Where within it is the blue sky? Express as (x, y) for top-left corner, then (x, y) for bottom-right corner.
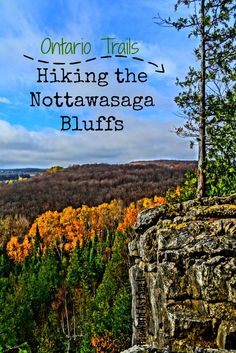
(0, 0), (198, 168)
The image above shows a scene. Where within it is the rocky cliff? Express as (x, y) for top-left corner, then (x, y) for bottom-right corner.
(128, 194), (236, 352)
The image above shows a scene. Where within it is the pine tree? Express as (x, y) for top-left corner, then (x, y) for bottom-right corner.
(156, 0), (236, 197)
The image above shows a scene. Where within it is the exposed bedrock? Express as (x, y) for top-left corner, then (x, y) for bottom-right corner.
(128, 195), (236, 353)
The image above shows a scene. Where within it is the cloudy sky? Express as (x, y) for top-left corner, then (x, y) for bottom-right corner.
(0, 0), (198, 168)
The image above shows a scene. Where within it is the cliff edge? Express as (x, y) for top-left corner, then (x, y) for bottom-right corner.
(128, 194), (236, 352)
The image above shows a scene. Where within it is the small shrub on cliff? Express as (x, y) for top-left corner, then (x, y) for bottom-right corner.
(166, 164), (236, 204)
(165, 171), (197, 203)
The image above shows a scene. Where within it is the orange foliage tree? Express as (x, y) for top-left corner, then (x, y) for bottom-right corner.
(91, 333), (127, 353)
(117, 196), (165, 232)
(7, 196), (165, 262)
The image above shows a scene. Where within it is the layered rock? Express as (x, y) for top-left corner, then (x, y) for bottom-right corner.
(128, 195), (236, 352)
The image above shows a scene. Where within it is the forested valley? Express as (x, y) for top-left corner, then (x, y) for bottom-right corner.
(0, 160), (196, 353)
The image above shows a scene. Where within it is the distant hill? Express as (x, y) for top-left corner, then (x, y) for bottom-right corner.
(0, 168), (44, 181)
(0, 160), (196, 221)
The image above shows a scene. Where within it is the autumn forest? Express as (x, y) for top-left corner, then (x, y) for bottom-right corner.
(0, 161), (194, 353)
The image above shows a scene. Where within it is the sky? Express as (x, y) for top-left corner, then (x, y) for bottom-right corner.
(0, 0), (199, 168)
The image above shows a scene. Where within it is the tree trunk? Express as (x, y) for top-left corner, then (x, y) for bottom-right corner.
(197, 0), (206, 199)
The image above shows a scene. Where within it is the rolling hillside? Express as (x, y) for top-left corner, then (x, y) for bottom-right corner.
(0, 160), (196, 220)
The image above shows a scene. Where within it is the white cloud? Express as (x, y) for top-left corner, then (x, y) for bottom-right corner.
(0, 119), (196, 168)
(0, 0), (198, 169)
(0, 97), (11, 105)
(0, 1), (102, 90)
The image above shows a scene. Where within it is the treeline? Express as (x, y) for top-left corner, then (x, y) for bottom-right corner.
(0, 161), (195, 221)
(0, 196), (165, 353)
(0, 173), (31, 181)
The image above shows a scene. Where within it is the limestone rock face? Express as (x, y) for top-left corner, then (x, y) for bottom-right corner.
(129, 195), (236, 352)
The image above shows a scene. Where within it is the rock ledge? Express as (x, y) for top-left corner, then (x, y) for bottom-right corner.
(128, 195), (236, 352)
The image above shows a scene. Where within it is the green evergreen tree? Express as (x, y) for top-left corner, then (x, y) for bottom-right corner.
(88, 232), (132, 348)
